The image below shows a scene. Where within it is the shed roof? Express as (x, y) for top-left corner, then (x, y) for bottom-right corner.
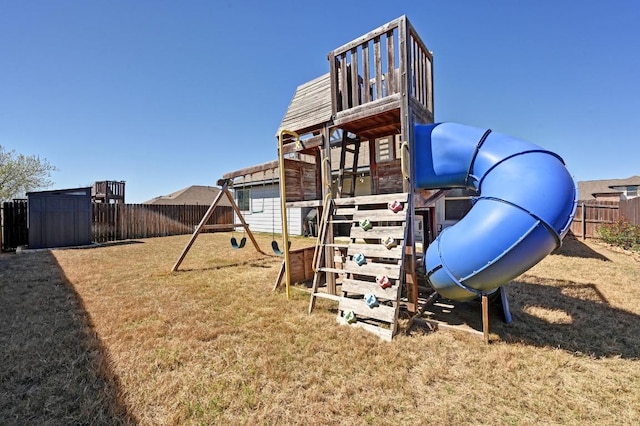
(577, 176), (640, 200)
(26, 187), (92, 196)
(276, 73), (332, 137)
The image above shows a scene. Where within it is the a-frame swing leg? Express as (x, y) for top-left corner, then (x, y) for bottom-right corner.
(171, 183), (229, 272)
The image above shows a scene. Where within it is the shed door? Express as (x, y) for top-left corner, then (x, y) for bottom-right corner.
(29, 194), (92, 248)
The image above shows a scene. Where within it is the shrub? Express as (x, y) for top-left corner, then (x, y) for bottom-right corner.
(597, 217), (640, 252)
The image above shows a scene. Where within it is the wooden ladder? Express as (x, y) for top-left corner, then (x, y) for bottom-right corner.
(337, 132), (360, 198)
(309, 192), (410, 341)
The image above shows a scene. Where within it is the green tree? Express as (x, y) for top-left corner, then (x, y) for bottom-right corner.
(0, 146), (58, 200)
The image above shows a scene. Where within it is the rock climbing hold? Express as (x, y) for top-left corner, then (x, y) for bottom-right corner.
(388, 200), (403, 213)
(354, 253), (367, 266)
(376, 275), (391, 289)
(359, 218), (372, 231)
(382, 236), (396, 249)
(365, 294), (379, 308)
(344, 310), (356, 323)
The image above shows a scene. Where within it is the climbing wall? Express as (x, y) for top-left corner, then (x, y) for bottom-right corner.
(310, 192), (410, 341)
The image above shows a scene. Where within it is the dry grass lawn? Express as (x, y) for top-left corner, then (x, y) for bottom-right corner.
(1, 232), (640, 425)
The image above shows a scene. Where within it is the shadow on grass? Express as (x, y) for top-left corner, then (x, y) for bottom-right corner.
(551, 236), (610, 261)
(94, 240), (145, 248)
(493, 278), (640, 359)
(67, 240), (144, 249)
(176, 256), (280, 272)
(0, 252), (135, 424)
(416, 276), (639, 359)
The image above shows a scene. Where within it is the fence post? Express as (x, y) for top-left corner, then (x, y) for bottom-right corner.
(581, 202), (586, 241)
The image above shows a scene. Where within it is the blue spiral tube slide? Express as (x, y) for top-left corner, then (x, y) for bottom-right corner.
(415, 123), (577, 302)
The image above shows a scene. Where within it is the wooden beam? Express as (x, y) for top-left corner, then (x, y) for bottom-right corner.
(222, 158), (314, 181)
(329, 54), (339, 118)
(482, 295), (490, 344)
(340, 53), (348, 111)
(386, 30), (395, 95)
(362, 42), (371, 104)
(333, 94), (401, 126)
(330, 16), (403, 57)
(282, 134), (324, 155)
(350, 47), (359, 108)
(374, 36), (382, 100)
(222, 160), (279, 180)
(200, 224), (242, 230)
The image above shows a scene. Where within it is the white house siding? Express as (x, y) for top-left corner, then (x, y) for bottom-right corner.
(233, 183), (307, 236)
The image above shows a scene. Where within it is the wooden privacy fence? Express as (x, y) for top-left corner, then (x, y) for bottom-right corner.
(620, 197), (640, 225)
(569, 198), (640, 240)
(1, 200), (28, 251)
(92, 203), (233, 243)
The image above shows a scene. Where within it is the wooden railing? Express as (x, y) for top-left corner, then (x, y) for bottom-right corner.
(328, 16), (433, 116)
(93, 180), (125, 202)
(407, 19), (434, 113)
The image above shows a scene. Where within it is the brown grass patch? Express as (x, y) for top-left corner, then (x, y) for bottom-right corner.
(2, 233), (640, 424)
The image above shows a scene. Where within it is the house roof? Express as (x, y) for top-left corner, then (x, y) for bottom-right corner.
(143, 185), (231, 206)
(577, 176), (640, 200)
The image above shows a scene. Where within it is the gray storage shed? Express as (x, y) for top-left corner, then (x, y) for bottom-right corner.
(27, 187), (92, 249)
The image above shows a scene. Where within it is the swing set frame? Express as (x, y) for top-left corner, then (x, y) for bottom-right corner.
(171, 178), (266, 272)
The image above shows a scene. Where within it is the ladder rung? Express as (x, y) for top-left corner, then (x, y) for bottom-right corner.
(317, 267), (346, 275)
(324, 243), (349, 249)
(311, 292), (342, 302)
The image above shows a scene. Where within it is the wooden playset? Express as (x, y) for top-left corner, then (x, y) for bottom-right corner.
(271, 16), (438, 341)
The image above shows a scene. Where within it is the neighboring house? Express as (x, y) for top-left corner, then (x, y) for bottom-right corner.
(143, 185), (232, 206)
(577, 176), (640, 201)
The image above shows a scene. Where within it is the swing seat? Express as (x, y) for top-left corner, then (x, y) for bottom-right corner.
(271, 240), (291, 255)
(230, 237), (247, 249)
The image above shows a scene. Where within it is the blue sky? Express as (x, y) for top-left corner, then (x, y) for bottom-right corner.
(1, 0), (638, 203)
